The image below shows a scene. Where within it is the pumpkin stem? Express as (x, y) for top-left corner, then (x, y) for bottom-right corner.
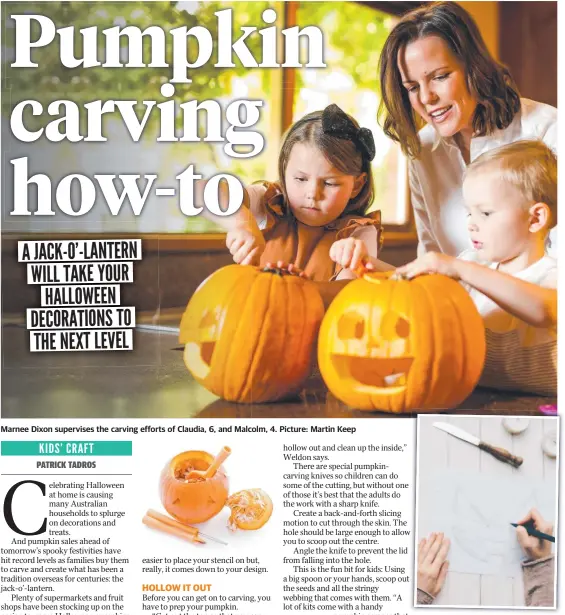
(354, 263), (398, 284)
(359, 271), (397, 284)
(261, 266), (298, 277)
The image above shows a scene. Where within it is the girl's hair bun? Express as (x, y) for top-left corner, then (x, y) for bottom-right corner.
(321, 104), (376, 161)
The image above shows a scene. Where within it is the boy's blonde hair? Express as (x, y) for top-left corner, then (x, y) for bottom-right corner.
(465, 140), (557, 227)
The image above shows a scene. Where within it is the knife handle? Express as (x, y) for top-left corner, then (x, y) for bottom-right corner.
(479, 442), (523, 468)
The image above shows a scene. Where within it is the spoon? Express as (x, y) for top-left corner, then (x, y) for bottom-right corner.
(186, 446), (231, 480)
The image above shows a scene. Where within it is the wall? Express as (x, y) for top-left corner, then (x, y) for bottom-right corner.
(499, 2), (557, 107)
(465, 1), (557, 107)
(464, 2), (500, 59)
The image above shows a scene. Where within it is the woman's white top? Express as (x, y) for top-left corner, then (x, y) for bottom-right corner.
(459, 250), (557, 396)
(410, 98), (557, 257)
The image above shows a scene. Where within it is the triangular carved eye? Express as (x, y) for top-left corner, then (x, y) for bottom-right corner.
(337, 312), (365, 340)
(199, 309), (217, 328)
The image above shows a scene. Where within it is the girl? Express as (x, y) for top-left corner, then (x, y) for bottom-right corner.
(202, 104), (383, 281)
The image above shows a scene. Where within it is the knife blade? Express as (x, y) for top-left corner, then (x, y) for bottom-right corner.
(433, 422), (523, 468)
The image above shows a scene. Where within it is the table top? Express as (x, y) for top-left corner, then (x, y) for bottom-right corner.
(417, 415), (558, 607)
(2, 325), (554, 418)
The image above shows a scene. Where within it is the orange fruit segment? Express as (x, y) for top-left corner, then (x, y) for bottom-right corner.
(225, 488), (273, 531)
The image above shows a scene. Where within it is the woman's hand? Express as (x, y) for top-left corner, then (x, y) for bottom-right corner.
(396, 252), (461, 280)
(330, 238), (368, 270)
(226, 224), (266, 266)
(515, 509), (554, 561)
(418, 532), (450, 597)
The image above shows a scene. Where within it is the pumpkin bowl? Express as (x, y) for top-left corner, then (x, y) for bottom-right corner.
(318, 271), (486, 412)
(159, 450), (229, 524)
(179, 265), (324, 403)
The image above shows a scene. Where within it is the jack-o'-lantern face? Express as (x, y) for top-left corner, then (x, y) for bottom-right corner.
(331, 308), (413, 393)
(318, 272), (486, 413)
(183, 305), (225, 380)
(179, 265), (324, 403)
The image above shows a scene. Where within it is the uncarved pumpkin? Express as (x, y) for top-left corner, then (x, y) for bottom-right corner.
(159, 450), (229, 524)
(179, 265), (324, 403)
(317, 271), (486, 412)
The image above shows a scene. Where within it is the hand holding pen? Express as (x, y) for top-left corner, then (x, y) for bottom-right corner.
(514, 509), (554, 560)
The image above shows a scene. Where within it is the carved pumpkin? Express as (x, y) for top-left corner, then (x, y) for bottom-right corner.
(159, 450), (229, 524)
(317, 272), (486, 412)
(179, 265), (324, 403)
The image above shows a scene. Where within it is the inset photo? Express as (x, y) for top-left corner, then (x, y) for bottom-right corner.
(415, 415), (558, 608)
(138, 441), (276, 552)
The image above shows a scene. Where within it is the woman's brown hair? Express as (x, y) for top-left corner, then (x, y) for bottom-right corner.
(278, 110), (375, 217)
(378, 1), (521, 158)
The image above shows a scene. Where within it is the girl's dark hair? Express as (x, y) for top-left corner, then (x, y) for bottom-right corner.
(278, 110), (374, 217)
(378, 1), (521, 158)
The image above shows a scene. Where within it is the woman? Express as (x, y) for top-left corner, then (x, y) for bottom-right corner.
(378, 2), (557, 257)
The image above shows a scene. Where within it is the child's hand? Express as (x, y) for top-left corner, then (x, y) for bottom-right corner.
(396, 252), (460, 280)
(330, 238), (368, 270)
(515, 509), (553, 561)
(264, 261), (310, 279)
(226, 225), (265, 266)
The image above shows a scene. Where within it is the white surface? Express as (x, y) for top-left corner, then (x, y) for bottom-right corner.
(418, 470), (554, 576)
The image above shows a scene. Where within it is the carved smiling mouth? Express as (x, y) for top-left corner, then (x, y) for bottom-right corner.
(330, 355), (414, 391)
(184, 341), (216, 378)
(200, 341), (215, 365)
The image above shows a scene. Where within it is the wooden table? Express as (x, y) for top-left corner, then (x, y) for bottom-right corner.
(417, 415), (558, 607)
(1, 325), (556, 418)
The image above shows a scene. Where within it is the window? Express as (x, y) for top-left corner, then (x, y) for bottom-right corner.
(292, 2), (407, 226)
(2, 1), (409, 234)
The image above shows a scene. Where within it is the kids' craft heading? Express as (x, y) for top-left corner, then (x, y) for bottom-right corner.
(8, 10), (326, 218)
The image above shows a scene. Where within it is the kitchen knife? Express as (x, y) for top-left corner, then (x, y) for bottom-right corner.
(433, 422), (523, 468)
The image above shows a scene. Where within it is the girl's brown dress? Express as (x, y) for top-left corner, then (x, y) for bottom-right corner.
(249, 182), (383, 281)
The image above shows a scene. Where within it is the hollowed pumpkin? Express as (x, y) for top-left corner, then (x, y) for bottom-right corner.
(179, 265), (324, 403)
(318, 271), (486, 412)
(159, 450), (229, 524)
